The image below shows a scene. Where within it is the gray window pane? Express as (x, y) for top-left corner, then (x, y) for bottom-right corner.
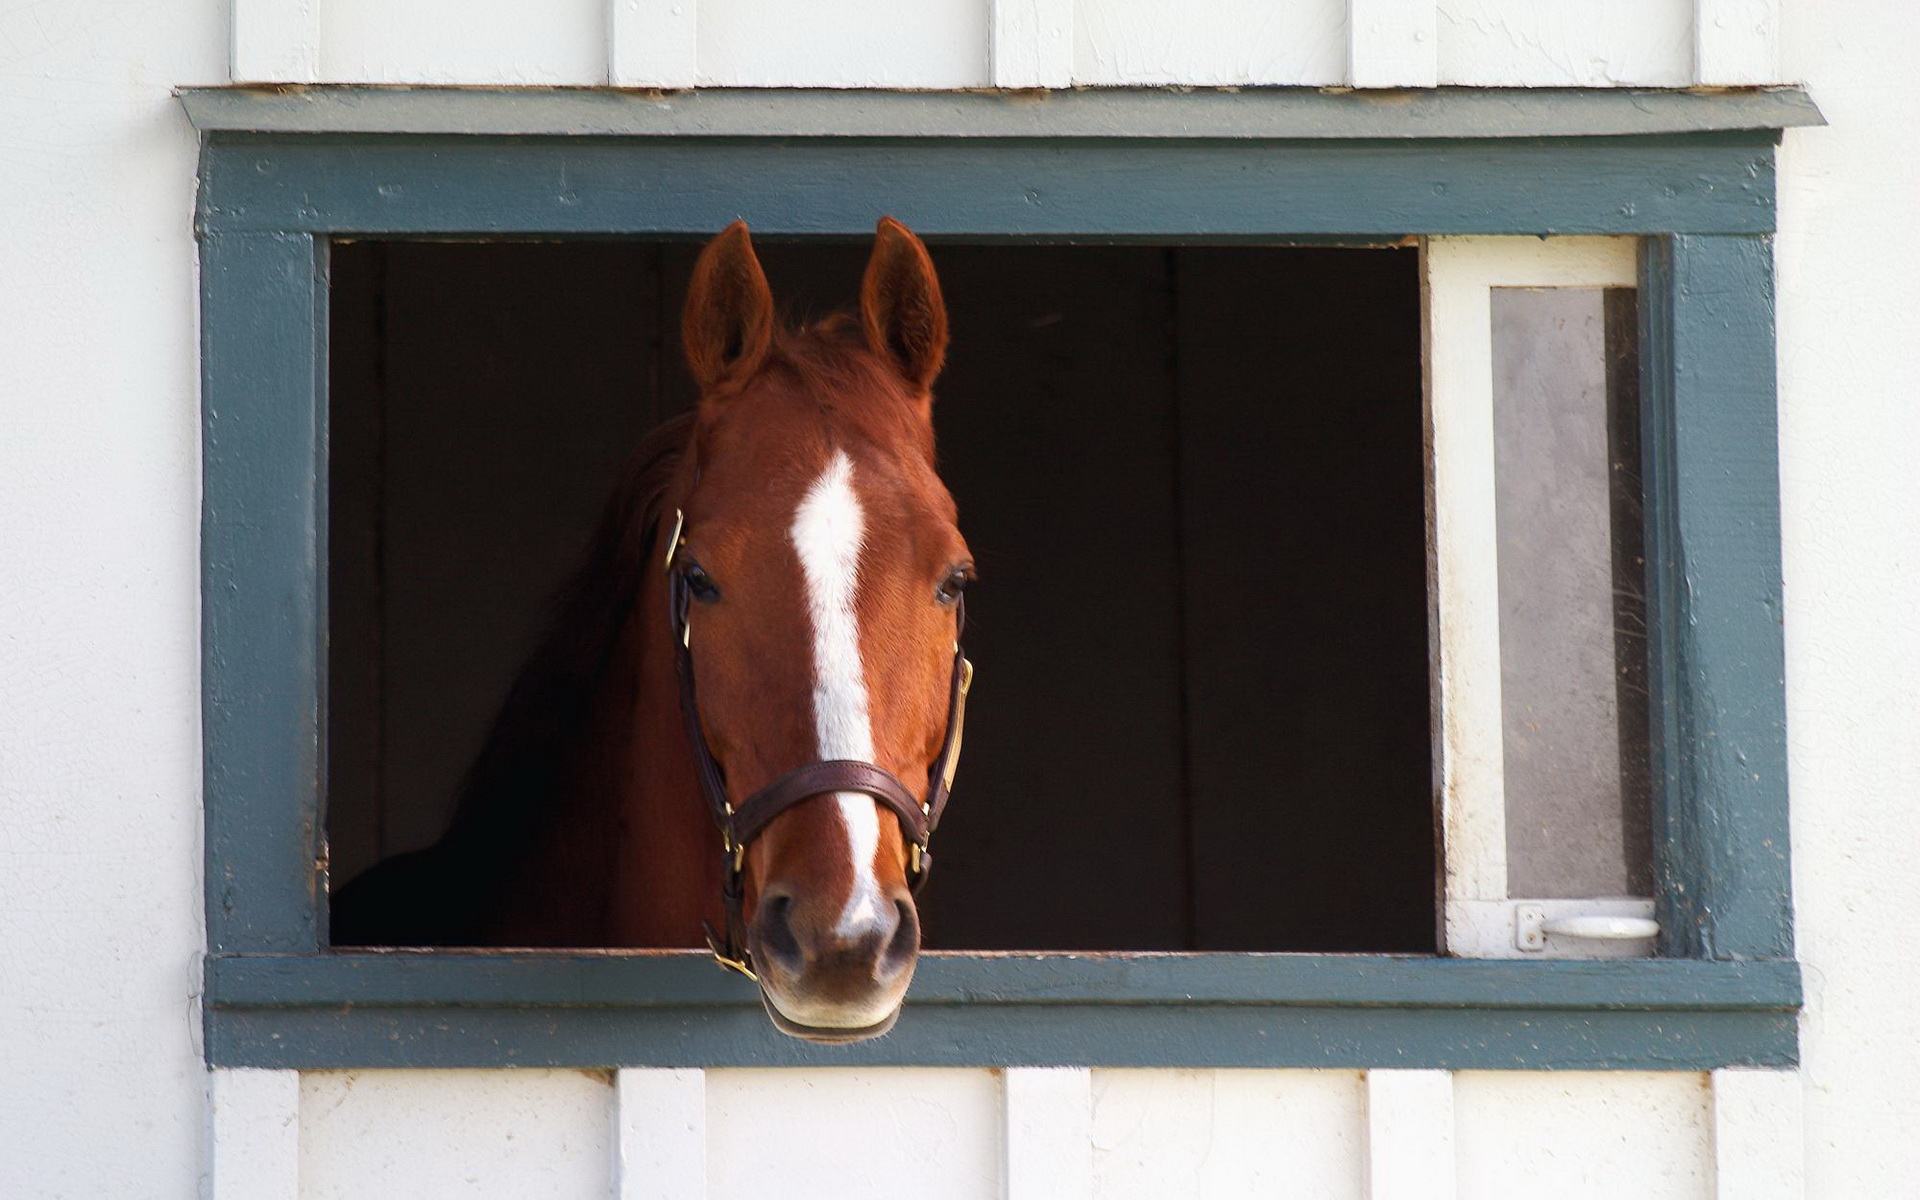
(1491, 287), (1652, 898)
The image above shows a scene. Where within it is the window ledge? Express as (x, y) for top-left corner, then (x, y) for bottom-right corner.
(206, 951), (1799, 1070)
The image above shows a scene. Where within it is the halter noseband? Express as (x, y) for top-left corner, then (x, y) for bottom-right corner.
(664, 510), (973, 981)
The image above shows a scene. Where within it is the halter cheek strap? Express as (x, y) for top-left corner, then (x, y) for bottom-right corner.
(665, 511), (973, 981)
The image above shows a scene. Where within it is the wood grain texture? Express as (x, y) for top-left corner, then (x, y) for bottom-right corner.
(615, 1069), (706, 1199)
(206, 1068), (300, 1200)
(1455, 1071), (1713, 1199)
(201, 231), (326, 955)
(1349, 0), (1439, 88)
(180, 85), (1826, 140)
(1093, 1070), (1365, 1198)
(1074, 0), (1345, 85)
(1694, 0), (1779, 86)
(315, 0), (605, 85)
(207, 950), (1802, 1009)
(991, 0), (1073, 88)
(299, 1069), (611, 1198)
(1639, 235), (1792, 961)
(1365, 1070), (1456, 1200)
(609, 0), (698, 88)
(230, 0), (318, 84)
(204, 923), (1798, 1070)
(1006, 1069), (1092, 1200)
(1710, 1068), (1803, 1199)
(1437, 0), (1692, 87)
(196, 135), (1780, 239)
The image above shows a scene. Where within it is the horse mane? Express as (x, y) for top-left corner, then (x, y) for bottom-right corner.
(331, 320), (917, 946)
(330, 409), (694, 945)
(443, 409), (693, 842)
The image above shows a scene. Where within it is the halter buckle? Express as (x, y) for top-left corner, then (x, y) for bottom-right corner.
(704, 924), (758, 982)
(663, 508), (686, 571)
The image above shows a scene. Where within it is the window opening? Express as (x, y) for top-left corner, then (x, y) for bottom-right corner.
(326, 240), (1432, 952)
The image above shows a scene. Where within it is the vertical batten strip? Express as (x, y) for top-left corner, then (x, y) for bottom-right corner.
(1694, 0), (1780, 86)
(230, 0), (319, 84)
(613, 1069), (706, 1199)
(990, 0), (1073, 89)
(1711, 1068), (1804, 1199)
(1004, 1068), (1092, 1200)
(207, 1068), (300, 1200)
(1365, 1070), (1457, 1200)
(1348, 0), (1438, 89)
(609, 0), (699, 89)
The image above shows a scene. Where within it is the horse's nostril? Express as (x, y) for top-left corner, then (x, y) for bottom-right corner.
(884, 897), (920, 971)
(755, 892), (803, 973)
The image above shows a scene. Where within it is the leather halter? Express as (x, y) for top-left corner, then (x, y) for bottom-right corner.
(664, 510), (973, 981)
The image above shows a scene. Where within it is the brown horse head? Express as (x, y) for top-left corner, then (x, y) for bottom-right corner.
(669, 218), (969, 1040)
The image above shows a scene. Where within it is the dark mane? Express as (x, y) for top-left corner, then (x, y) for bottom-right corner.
(331, 411), (693, 945)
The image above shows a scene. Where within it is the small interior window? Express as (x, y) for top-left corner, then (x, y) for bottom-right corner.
(326, 241), (1434, 953)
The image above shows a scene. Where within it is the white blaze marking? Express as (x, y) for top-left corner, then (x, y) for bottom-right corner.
(790, 450), (888, 940)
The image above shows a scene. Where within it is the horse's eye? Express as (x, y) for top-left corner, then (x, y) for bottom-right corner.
(936, 568), (972, 606)
(684, 564), (721, 602)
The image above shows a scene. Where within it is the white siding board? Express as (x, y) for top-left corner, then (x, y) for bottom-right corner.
(318, 0), (607, 84)
(1074, 0), (1347, 86)
(991, 0), (1073, 89)
(615, 1069), (706, 1199)
(1004, 1068), (1092, 1200)
(1436, 0), (1692, 87)
(697, 0), (988, 88)
(1694, 0), (1779, 86)
(705, 1069), (1002, 1199)
(0, 1), (220, 1195)
(1349, 0), (1439, 88)
(1455, 1072), (1713, 1200)
(1365, 1070), (1456, 1200)
(297, 1070), (612, 1199)
(7, 0), (1920, 1195)
(207, 1069), (300, 1200)
(1091, 1069), (1366, 1199)
(1776, 13), (1920, 1198)
(1711, 1069), (1804, 1200)
(231, 0), (318, 83)
(609, 0), (699, 89)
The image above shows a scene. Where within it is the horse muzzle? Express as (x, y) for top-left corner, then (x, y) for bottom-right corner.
(747, 885), (919, 1042)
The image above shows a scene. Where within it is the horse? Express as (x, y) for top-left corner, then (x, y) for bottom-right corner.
(332, 218), (974, 1043)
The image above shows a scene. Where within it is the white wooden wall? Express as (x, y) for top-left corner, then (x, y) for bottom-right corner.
(204, 1066), (1805, 1199)
(229, 0), (1785, 89)
(13, 0), (1920, 1195)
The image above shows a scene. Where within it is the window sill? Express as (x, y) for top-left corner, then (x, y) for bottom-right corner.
(205, 951), (1799, 1070)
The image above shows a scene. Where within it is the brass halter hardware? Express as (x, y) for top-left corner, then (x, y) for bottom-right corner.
(663, 508), (686, 571)
(667, 511), (973, 982)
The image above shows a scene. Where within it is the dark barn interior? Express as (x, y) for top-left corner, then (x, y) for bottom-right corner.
(327, 239), (1434, 953)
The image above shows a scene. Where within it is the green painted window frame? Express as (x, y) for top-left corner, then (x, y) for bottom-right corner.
(188, 86), (1815, 1071)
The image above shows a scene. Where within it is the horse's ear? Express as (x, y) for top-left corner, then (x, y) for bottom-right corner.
(683, 220), (775, 393)
(860, 217), (948, 393)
